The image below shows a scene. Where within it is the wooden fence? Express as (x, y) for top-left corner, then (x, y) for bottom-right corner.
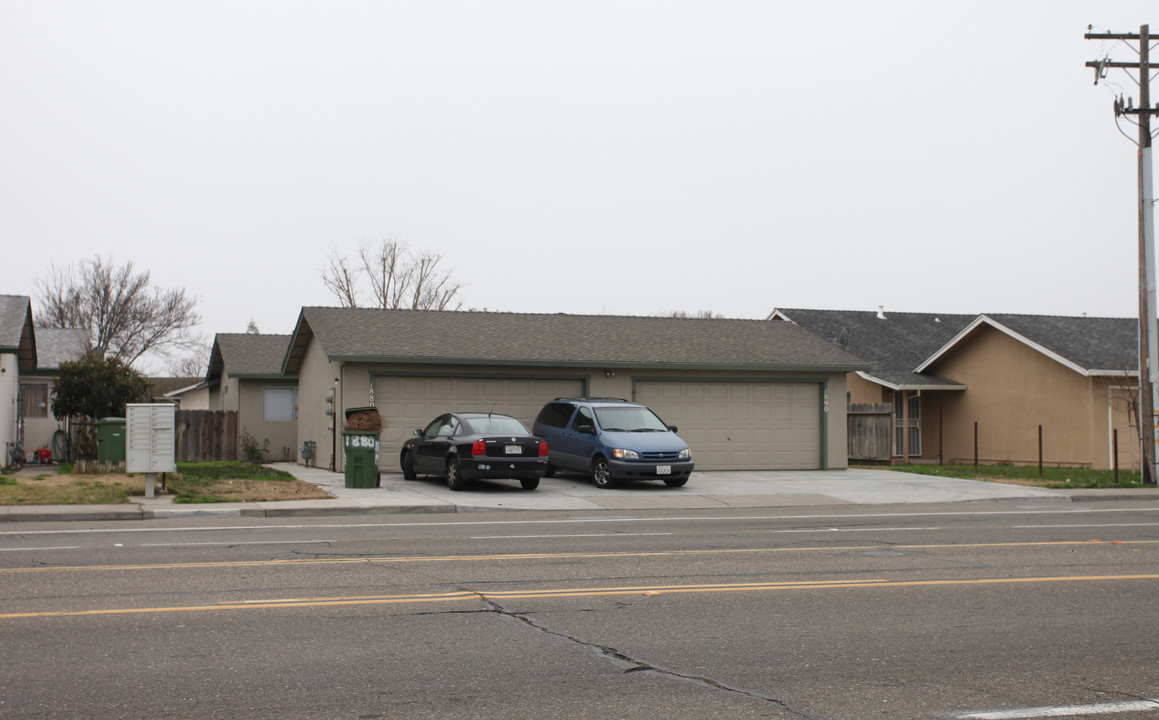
(847, 403), (892, 462)
(175, 410), (238, 463)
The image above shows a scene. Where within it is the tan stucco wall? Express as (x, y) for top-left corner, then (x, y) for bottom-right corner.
(237, 379), (299, 462)
(296, 337), (342, 471)
(926, 325), (1135, 469)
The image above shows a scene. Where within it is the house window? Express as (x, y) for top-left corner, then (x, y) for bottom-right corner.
(19, 384), (49, 418)
(263, 388), (298, 422)
(892, 391), (921, 457)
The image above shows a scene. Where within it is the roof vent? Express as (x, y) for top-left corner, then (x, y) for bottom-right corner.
(876, 305), (886, 320)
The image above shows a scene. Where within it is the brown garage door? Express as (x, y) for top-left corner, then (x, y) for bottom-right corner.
(373, 376), (585, 469)
(635, 381), (821, 470)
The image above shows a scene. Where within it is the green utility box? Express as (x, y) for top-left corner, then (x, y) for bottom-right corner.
(342, 431), (381, 488)
(96, 417), (126, 464)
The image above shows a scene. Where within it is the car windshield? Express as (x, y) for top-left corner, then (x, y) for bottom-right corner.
(593, 406), (669, 432)
(463, 416), (530, 436)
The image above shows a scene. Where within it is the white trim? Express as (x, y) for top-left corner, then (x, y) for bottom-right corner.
(915, 315), (1092, 377)
(854, 371), (966, 392)
(766, 309), (794, 322)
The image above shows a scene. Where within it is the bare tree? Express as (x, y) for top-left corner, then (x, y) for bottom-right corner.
(323, 239), (463, 310)
(167, 342), (211, 378)
(669, 310), (723, 319)
(36, 256), (201, 367)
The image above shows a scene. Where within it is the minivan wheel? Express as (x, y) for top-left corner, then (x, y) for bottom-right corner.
(520, 477), (540, 490)
(663, 476), (688, 488)
(543, 464), (555, 478)
(446, 457), (468, 491)
(592, 458), (615, 488)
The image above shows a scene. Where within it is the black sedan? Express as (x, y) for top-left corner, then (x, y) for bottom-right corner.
(399, 412), (548, 491)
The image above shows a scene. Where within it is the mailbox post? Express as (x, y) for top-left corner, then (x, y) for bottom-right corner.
(126, 404), (176, 499)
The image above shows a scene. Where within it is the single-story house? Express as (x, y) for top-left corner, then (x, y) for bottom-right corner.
(206, 333), (298, 462)
(770, 307), (1141, 470)
(280, 307), (868, 474)
(0, 295), (87, 465)
(156, 378), (210, 410)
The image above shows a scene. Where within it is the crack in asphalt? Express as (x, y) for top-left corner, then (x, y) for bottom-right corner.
(476, 594), (828, 720)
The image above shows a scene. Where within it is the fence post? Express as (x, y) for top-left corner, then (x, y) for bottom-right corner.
(974, 422), (978, 468)
(1038, 425), (1043, 477)
(1114, 428), (1120, 486)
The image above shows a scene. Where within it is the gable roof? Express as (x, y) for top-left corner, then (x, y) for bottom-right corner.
(0, 295), (37, 371)
(770, 308), (976, 390)
(283, 307), (869, 375)
(917, 313), (1138, 377)
(208, 334), (294, 382)
(773, 307), (1141, 389)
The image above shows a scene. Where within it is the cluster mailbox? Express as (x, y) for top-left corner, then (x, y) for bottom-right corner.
(126, 403), (176, 498)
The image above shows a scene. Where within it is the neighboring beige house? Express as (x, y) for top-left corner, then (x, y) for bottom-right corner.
(771, 308), (1141, 471)
(161, 379), (210, 410)
(1, 295), (87, 466)
(280, 307), (867, 474)
(207, 334), (298, 462)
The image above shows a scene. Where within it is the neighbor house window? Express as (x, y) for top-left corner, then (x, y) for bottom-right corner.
(263, 388), (298, 422)
(19, 384), (49, 418)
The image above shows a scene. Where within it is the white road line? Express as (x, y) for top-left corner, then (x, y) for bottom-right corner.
(3, 507), (1158, 537)
(140, 540), (338, 547)
(1013, 523), (1159, 529)
(770, 527), (941, 533)
(472, 532), (673, 539)
(0, 546), (78, 552)
(957, 698), (1159, 718)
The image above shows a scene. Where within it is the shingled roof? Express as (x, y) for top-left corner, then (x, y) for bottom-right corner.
(0, 295), (36, 371)
(208, 334), (294, 381)
(773, 307), (1141, 389)
(770, 308), (972, 389)
(282, 307), (869, 374)
(26, 328), (86, 372)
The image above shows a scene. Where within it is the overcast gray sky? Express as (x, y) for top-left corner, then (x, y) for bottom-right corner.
(3, 2), (1156, 364)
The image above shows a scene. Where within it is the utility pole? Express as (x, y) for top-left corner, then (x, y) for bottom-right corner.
(1085, 25), (1159, 485)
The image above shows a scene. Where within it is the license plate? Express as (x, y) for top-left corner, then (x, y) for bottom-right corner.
(656, 465), (671, 475)
(505, 445), (523, 455)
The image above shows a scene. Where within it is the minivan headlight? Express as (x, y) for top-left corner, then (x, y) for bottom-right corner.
(612, 448), (639, 460)
(678, 448), (691, 460)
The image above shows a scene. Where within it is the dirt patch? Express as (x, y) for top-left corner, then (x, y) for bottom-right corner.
(0, 470), (332, 505)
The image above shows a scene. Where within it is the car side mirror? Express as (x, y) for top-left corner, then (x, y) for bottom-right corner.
(668, 425), (678, 432)
(413, 429), (422, 436)
(576, 424), (596, 435)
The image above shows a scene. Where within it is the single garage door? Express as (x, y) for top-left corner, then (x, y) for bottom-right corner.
(373, 376), (585, 469)
(636, 381), (822, 470)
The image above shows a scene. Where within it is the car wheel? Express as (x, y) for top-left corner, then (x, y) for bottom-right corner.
(592, 458), (615, 489)
(663, 476), (688, 488)
(446, 457), (468, 491)
(520, 477), (540, 490)
(401, 451), (417, 481)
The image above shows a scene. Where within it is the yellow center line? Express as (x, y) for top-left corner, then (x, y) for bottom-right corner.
(4, 574), (1159, 620)
(2, 539), (1156, 574)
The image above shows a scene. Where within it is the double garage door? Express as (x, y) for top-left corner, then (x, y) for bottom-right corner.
(373, 375), (822, 472)
(374, 376), (585, 468)
(636, 381), (822, 470)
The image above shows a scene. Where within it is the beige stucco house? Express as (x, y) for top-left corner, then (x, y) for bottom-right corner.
(207, 333), (298, 462)
(1, 296), (36, 467)
(280, 307), (867, 474)
(771, 308), (1141, 471)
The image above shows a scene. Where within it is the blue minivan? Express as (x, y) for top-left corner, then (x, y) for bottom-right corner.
(532, 397), (694, 488)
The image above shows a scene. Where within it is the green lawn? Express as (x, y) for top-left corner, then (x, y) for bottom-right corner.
(880, 463), (1149, 489)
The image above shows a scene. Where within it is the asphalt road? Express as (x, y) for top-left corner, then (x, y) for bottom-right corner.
(3, 501), (1159, 719)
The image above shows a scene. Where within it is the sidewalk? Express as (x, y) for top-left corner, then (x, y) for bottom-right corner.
(1, 463), (1156, 522)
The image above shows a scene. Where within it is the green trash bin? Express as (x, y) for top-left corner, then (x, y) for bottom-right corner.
(96, 417), (126, 464)
(342, 431), (381, 488)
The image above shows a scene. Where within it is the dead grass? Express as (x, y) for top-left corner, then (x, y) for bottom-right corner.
(0, 465), (332, 505)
